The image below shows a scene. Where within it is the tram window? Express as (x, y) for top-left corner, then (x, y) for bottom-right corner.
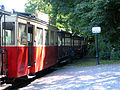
(50, 31), (54, 45)
(58, 35), (61, 46)
(65, 38), (70, 46)
(74, 40), (79, 46)
(62, 38), (64, 46)
(28, 33), (30, 42)
(36, 28), (43, 45)
(72, 39), (73, 46)
(19, 23), (27, 45)
(45, 30), (49, 45)
(2, 22), (15, 45)
(28, 33), (32, 42)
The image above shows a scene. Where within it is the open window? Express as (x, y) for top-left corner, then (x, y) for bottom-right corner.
(50, 31), (54, 45)
(74, 39), (79, 46)
(2, 22), (15, 45)
(18, 23), (27, 45)
(65, 34), (71, 46)
(58, 34), (62, 46)
(45, 29), (49, 45)
(36, 28), (43, 45)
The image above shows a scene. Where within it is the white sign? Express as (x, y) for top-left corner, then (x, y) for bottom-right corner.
(92, 27), (101, 33)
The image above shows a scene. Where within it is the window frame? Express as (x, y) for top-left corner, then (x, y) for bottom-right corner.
(64, 33), (71, 46)
(36, 27), (43, 46)
(44, 29), (49, 46)
(18, 23), (27, 46)
(2, 22), (15, 46)
(50, 30), (55, 46)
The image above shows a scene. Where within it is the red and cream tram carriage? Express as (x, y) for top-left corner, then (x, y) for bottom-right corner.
(0, 11), (58, 78)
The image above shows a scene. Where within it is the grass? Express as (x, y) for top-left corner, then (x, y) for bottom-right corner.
(68, 58), (120, 67)
(100, 60), (120, 65)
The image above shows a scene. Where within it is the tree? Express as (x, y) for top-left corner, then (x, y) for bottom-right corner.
(25, 0), (52, 14)
(25, 0), (120, 59)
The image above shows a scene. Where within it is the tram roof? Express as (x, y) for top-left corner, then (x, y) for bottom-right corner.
(0, 9), (10, 15)
(58, 30), (72, 34)
(13, 11), (58, 28)
(14, 12), (49, 25)
(0, 9), (58, 29)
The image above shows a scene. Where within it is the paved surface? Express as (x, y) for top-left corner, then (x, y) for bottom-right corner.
(19, 62), (120, 90)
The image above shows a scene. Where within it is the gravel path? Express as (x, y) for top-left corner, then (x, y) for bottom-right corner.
(19, 63), (120, 90)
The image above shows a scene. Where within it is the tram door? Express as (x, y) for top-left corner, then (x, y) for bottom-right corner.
(28, 24), (34, 66)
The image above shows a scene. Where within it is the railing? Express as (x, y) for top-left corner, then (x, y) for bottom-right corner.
(0, 48), (8, 76)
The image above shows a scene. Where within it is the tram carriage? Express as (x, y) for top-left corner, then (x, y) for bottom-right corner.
(72, 35), (84, 58)
(58, 31), (72, 60)
(58, 31), (84, 61)
(0, 12), (58, 78)
(0, 10), (86, 81)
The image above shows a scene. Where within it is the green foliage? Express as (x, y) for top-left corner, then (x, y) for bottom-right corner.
(110, 50), (120, 60)
(25, 0), (120, 34)
(88, 35), (114, 60)
(25, 0), (120, 60)
(98, 40), (111, 60)
(87, 42), (96, 56)
(69, 58), (120, 67)
(25, 0), (52, 14)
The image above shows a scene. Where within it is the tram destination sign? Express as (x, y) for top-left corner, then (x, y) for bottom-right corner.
(92, 27), (101, 33)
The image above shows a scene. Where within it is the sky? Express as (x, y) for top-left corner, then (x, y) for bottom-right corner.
(0, 0), (27, 12)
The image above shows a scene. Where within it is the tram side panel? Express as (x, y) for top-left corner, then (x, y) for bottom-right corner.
(58, 31), (66, 61)
(72, 36), (84, 58)
(0, 20), (20, 78)
(29, 46), (58, 73)
(30, 26), (58, 74)
(16, 46), (28, 77)
(58, 32), (63, 60)
(43, 46), (58, 69)
(2, 47), (18, 78)
(58, 31), (72, 62)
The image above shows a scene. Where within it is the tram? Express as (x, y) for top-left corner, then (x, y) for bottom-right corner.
(0, 9), (86, 81)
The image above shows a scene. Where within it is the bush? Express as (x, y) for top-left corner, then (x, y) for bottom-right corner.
(87, 34), (120, 60)
(88, 41), (111, 60)
(87, 43), (96, 56)
(99, 41), (111, 60)
(110, 50), (120, 60)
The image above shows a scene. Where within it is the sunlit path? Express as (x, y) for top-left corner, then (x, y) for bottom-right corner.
(19, 64), (120, 90)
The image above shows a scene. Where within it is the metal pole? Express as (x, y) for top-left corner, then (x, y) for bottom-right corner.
(0, 14), (2, 50)
(4, 14), (6, 47)
(96, 33), (99, 65)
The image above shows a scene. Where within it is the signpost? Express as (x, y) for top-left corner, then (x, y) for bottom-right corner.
(92, 27), (101, 34)
(92, 26), (101, 65)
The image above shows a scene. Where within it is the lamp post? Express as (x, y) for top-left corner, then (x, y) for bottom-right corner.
(95, 33), (99, 65)
(92, 26), (101, 65)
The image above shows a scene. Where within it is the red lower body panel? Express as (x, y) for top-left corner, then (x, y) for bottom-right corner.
(2, 46), (58, 78)
(2, 47), (28, 78)
(30, 46), (58, 73)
